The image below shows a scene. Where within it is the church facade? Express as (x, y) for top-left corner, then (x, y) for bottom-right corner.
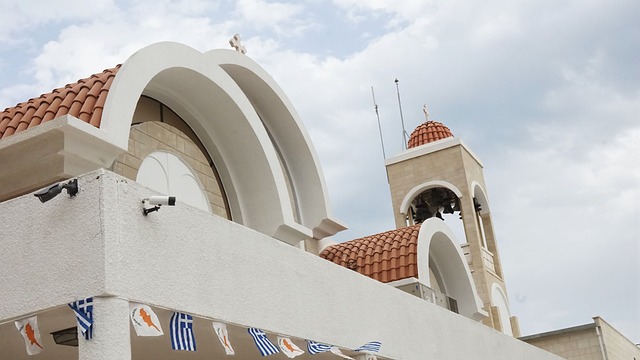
(0, 42), (561, 359)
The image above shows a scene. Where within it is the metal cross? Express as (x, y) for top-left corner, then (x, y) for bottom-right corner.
(423, 104), (430, 120)
(229, 34), (247, 54)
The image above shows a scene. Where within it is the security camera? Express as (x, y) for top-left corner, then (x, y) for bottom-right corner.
(142, 196), (176, 215)
(146, 196), (176, 206)
(34, 179), (78, 203)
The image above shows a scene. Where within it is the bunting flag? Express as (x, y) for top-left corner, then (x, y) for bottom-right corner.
(330, 347), (354, 359)
(213, 322), (235, 355)
(307, 340), (332, 355)
(170, 312), (196, 351)
(14, 316), (44, 355)
(354, 341), (382, 353)
(68, 297), (93, 340)
(130, 303), (163, 336)
(248, 328), (279, 356)
(277, 336), (304, 358)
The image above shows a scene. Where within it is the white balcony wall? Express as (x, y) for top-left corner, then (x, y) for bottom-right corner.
(0, 170), (561, 360)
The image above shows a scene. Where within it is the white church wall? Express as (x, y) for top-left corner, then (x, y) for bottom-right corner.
(0, 170), (562, 360)
(0, 173), (107, 321)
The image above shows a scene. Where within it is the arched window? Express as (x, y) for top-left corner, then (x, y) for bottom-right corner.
(136, 151), (211, 212)
(491, 284), (513, 336)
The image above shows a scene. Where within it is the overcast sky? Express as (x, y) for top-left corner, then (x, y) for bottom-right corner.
(1, 0), (638, 344)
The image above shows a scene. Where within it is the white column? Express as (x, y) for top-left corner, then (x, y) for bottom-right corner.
(78, 297), (131, 360)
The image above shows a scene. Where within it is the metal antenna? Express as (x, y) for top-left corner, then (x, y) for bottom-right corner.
(395, 79), (409, 150)
(371, 86), (386, 160)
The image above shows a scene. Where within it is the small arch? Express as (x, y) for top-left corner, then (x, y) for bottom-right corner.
(491, 283), (513, 336)
(471, 181), (492, 249)
(416, 218), (485, 320)
(137, 151), (211, 212)
(400, 181), (463, 216)
(401, 181), (466, 243)
(471, 181), (490, 215)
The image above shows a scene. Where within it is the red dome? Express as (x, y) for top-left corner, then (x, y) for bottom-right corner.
(407, 121), (454, 148)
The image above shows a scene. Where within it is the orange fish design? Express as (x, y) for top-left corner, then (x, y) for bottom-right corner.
(139, 308), (161, 332)
(25, 323), (43, 349)
(283, 338), (296, 353)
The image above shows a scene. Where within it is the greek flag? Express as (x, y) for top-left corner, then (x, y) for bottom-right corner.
(68, 297), (93, 340)
(170, 312), (196, 351)
(248, 328), (279, 356)
(355, 341), (382, 353)
(307, 340), (332, 354)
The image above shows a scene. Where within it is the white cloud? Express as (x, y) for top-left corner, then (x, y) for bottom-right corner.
(0, 0), (116, 42)
(234, 0), (310, 36)
(492, 123), (639, 335)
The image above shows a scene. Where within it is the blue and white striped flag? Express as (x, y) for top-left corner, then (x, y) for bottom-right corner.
(307, 340), (332, 354)
(68, 297), (93, 340)
(355, 341), (382, 353)
(170, 312), (196, 351)
(248, 328), (279, 356)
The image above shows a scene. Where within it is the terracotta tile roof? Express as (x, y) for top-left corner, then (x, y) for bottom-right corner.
(0, 65), (121, 140)
(407, 120), (453, 149)
(319, 224), (421, 283)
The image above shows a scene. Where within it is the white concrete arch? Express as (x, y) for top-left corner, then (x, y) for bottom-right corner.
(100, 42), (344, 244)
(210, 50), (343, 239)
(491, 283), (513, 335)
(416, 218), (485, 320)
(400, 180), (464, 216)
(471, 181), (490, 215)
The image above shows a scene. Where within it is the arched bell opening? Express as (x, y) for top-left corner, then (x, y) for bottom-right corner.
(408, 187), (460, 224)
(407, 187), (467, 245)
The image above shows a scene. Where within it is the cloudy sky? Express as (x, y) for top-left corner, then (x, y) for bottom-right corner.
(1, 0), (638, 344)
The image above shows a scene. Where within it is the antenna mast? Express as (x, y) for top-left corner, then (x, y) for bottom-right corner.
(394, 79), (409, 150)
(371, 86), (386, 160)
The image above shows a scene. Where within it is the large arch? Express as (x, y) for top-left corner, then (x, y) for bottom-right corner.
(416, 218), (486, 320)
(100, 42), (344, 244)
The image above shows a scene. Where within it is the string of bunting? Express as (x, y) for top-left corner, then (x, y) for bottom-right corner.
(12, 299), (381, 358)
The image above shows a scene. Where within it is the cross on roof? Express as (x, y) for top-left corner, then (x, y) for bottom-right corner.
(423, 104), (430, 120)
(229, 34), (247, 54)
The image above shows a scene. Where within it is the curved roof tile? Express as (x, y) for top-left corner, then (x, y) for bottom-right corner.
(0, 65), (120, 140)
(319, 224), (421, 283)
(407, 120), (454, 148)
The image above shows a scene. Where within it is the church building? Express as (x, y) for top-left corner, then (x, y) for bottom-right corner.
(0, 42), (561, 359)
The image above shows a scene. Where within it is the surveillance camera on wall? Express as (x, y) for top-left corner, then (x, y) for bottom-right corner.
(142, 196), (176, 215)
(146, 196), (176, 206)
(34, 179), (79, 203)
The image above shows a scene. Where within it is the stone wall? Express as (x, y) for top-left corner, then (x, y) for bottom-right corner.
(111, 97), (228, 218)
(524, 326), (604, 360)
(522, 317), (640, 360)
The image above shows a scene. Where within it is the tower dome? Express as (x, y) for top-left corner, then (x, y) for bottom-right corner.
(407, 120), (454, 148)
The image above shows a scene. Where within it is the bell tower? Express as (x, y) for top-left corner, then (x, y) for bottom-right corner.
(385, 111), (520, 336)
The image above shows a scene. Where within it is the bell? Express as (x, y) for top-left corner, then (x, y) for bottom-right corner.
(413, 198), (433, 223)
(443, 202), (455, 214)
(473, 197), (482, 212)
